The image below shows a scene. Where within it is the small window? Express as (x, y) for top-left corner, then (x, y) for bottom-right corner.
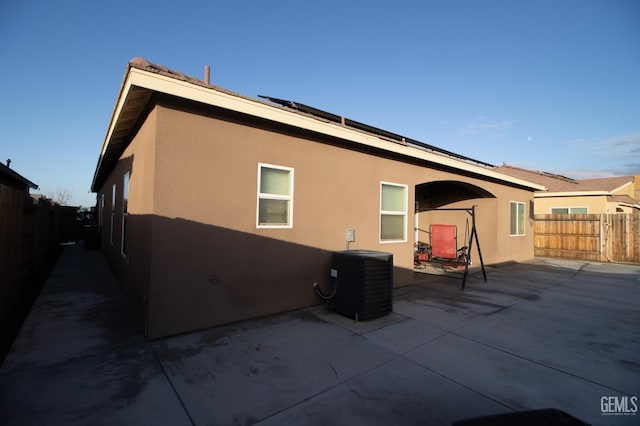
(510, 201), (525, 236)
(121, 172), (130, 257)
(110, 184), (116, 245)
(257, 163), (293, 228)
(99, 193), (105, 231)
(380, 182), (408, 242)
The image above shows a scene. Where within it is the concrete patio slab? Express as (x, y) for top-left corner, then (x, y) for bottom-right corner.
(151, 310), (397, 425)
(258, 356), (509, 426)
(0, 342), (191, 426)
(405, 332), (618, 422)
(454, 288), (640, 394)
(363, 317), (448, 354)
(0, 245), (192, 426)
(1, 245), (639, 425)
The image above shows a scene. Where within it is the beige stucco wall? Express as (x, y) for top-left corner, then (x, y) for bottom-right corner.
(533, 178), (640, 215)
(99, 99), (536, 338)
(97, 108), (157, 332)
(534, 195), (638, 214)
(534, 196), (607, 215)
(615, 182), (634, 198)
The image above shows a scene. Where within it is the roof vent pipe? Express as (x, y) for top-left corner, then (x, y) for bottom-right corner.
(204, 65), (211, 84)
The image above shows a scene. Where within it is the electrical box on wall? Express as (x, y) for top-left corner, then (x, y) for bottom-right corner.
(346, 228), (355, 242)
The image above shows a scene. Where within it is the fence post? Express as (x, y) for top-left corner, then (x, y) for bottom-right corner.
(599, 213), (605, 262)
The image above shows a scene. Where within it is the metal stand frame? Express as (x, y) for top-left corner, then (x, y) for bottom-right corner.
(417, 206), (487, 290)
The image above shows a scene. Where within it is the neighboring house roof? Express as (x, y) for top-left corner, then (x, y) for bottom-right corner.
(92, 58), (545, 192)
(575, 176), (634, 193)
(493, 165), (576, 192)
(495, 165), (640, 208)
(494, 164), (636, 193)
(0, 162), (38, 190)
(608, 194), (637, 205)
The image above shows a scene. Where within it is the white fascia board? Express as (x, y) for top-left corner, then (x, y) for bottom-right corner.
(99, 70), (137, 158)
(120, 68), (544, 191)
(619, 202), (640, 210)
(535, 190), (609, 197)
(92, 70), (137, 190)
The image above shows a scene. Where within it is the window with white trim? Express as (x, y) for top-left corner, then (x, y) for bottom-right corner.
(380, 182), (408, 242)
(257, 163), (294, 228)
(510, 201), (525, 236)
(110, 184), (116, 245)
(121, 172), (130, 257)
(99, 193), (105, 231)
(550, 207), (588, 214)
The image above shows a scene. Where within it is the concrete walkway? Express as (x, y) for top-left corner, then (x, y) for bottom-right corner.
(1, 245), (639, 425)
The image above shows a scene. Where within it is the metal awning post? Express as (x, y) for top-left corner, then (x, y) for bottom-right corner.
(462, 205), (487, 290)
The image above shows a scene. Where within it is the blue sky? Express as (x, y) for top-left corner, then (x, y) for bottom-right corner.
(1, 0), (638, 207)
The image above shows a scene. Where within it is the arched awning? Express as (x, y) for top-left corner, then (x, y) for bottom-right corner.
(415, 180), (496, 209)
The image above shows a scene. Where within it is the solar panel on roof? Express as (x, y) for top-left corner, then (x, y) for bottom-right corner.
(259, 95), (494, 168)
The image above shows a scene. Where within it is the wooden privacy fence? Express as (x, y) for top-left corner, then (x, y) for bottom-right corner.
(534, 214), (640, 264)
(0, 184), (24, 325)
(0, 184), (83, 328)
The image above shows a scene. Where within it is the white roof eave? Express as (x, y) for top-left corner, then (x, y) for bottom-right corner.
(102, 67), (545, 192)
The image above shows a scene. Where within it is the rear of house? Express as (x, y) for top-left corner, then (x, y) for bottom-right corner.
(92, 58), (542, 338)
